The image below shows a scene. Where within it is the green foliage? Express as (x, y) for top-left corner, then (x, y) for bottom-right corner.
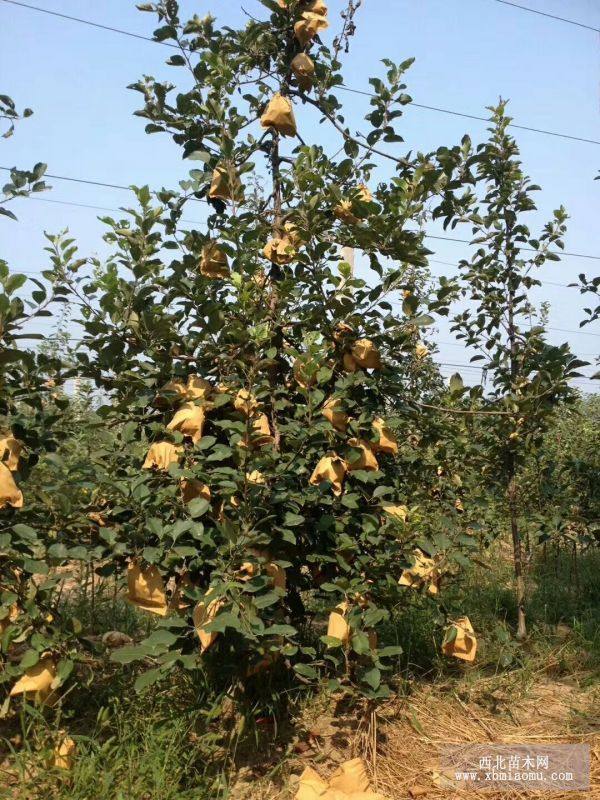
(1, 2), (595, 734)
(0, 98), (75, 701)
(436, 100), (584, 638)
(521, 396), (600, 549)
(44, 0), (487, 701)
(0, 93), (48, 221)
(574, 272), (600, 329)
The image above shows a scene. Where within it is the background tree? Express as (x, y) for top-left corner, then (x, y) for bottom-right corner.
(522, 395), (600, 553)
(0, 95), (81, 707)
(441, 102), (585, 639)
(571, 173), (600, 332)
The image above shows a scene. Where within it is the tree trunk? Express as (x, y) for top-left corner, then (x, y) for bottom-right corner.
(505, 223), (527, 641)
(508, 475), (527, 640)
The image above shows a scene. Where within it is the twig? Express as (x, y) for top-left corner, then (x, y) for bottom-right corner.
(289, 89), (411, 168)
(413, 400), (515, 416)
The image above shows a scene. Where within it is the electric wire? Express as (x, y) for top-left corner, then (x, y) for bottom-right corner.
(3, 168), (600, 263)
(491, 0), (600, 34)
(2, 0), (600, 146)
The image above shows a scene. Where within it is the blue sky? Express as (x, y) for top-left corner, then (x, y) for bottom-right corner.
(1, 0), (598, 389)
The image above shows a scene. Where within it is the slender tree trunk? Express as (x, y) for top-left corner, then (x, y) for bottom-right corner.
(505, 226), (527, 641)
(571, 540), (580, 594)
(267, 131), (283, 451)
(508, 467), (527, 639)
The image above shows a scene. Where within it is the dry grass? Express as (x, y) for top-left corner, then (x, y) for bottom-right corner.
(374, 677), (599, 800)
(231, 669), (599, 800)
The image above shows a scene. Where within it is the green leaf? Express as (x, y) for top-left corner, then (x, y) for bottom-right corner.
(362, 666), (381, 690)
(449, 373), (464, 394)
(284, 512), (305, 527)
(402, 295), (419, 316)
(12, 524), (39, 541)
(22, 559), (49, 575)
(319, 582), (343, 593)
(197, 435), (217, 450)
(321, 635), (344, 648)
(443, 625), (458, 646)
(412, 314), (434, 327)
(253, 592), (280, 609)
(204, 611), (240, 634)
(351, 632), (371, 655)
(293, 663), (318, 680)
(134, 667), (164, 693)
(377, 645), (403, 658)
(145, 629), (179, 649)
(47, 543), (68, 559)
(56, 659), (74, 682)
(264, 624), (297, 637)
(187, 498), (210, 518)
(185, 150), (211, 162)
(5, 274), (27, 294)
(19, 649), (40, 670)
(111, 646), (147, 665)
(372, 485), (394, 498)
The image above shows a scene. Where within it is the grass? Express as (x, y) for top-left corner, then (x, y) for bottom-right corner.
(1, 545), (598, 800)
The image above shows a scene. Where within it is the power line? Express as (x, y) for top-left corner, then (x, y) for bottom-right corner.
(22, 331), (600, 381)
(0, 166), (131, 192)
(21, 194), (203, 226)
(15, 197), (583, 290)
(421, 232), (600, 262)
(0, 0), (180, 47)
(436, 365), (598, 384)
(4, 168), (600, 263)
(491, 0), (600, 35)
(3, 0), (600, 148)
(339, 86), (600, 147)
(438, 360), (596, 377)
(427, 258), (570, 289)
(435, 338), (598, 358)
(24, 196), (129, 214)
(550, 326), (600, 338)
(388, 300), (600, 339)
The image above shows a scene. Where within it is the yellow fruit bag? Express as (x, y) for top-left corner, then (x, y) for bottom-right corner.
(180, 478), (211, 504)
(352, 339), (381, 370)
(329, 757), (371, 794)
(264, 235), (297, 265)
(399, 549), (440, 595)
(127, 562), (169, 616)
(208, 163), (243, 202)
(260, 93), (297, 137)
(327, 601), (350, 644)
(309, 454), (347, 495)
(167, 402), (206, 444)
(372, 418), (398, 455)
(200, 242), (229, 279)
(442, 616), (477, 662)
(234, 388), (258, 417)
(193, 589), (225, 652)
(291, 52), (315, 91)
(142, 441), (182, 470)
(10, 656), (57, 704)
(294, 11), (329, 46)
(0, 434), (22, 470)
(346, 439), (379, 472)
(0, 462), (23, 509)
(322, 396), (348, 432)
(295, 766), (329, 800)
(51, 733), (76, 770)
